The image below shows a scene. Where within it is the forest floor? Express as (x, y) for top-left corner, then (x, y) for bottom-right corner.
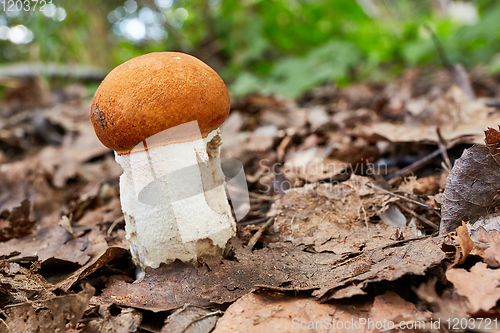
(1, 67), (500, 332)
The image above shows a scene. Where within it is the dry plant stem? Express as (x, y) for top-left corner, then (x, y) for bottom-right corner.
(395, 202), (438, 230)
(246, 217), (275, 251)
(248, 192), (281, 201)
(387, 149), (441, 185)
(436, 128), (452, 171)
(238, 217), (269, 226)
(393, 190), (427, 202)
(367, 183), (441, 217)
(185, 311), (223, 330)
(107, 216), (124, 236)
(387, 139), (459, 185)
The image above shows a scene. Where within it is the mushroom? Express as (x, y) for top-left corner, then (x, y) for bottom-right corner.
(90, 52), (236, 269)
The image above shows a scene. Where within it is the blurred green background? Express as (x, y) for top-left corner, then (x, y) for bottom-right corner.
(0, 0), (499, 98)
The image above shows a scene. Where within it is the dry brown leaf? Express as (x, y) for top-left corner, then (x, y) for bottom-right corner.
(327, 283), (366, 300)
(449, 221), (473, 267)
(56, 245), (128, 292)
(355, 85), (500, 145)
(3, 283), (94, 332)
(161, 306), (220, 333)
(0, 225), (93, 265)
(414, 277), (470, 320)
(0, 199), (34, 242)
(312, 236), (446, 299)
(97, 236), (445, 311)
(369, 291), (431, 327)
(213, 291), (364, 333)
(440, 145), (500, 234)
(214, 290), (430, 333)
(446, 262), (500, 313)
(485, 243), (500, 268)
(0, 259), (55, 305)
(484, 126), (500, 155)
(84, 308), (142, 333)
(270, 175), (397, 241)
(469, 223), (500, 266)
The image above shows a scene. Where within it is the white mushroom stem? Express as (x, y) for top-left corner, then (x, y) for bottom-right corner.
(115, 128), (236, 269)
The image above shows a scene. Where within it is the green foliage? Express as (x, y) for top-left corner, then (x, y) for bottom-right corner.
(1, 0), (500, 97)
(231, 40), (361, 97)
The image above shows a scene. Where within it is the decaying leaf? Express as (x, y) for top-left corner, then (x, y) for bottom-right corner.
(446, 262), (500, 313)
(270, 175), (398, 240)
(3, 283), (94, 332)
(440, 145), (500, 234)
(214, 290), (430, 333)
(469, 219), (500, 267)
(97, 235), (445, 311)
(84, 308), (142, 333)
(0, 258), (55, 306)
(162, 305), (220, 333)
(56, 245), (129, 292)
(213, 291), (362, 333)
(0, 225), (94, 265)
(369, 291), (431, 327)
(355, 85), (500, 145)
(0, 199), (35, 242)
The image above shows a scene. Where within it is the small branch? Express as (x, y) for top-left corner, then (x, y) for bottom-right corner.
(107, 216), (124, 236)
(237, 216), (269, 226)
(246, 217), (275, 251)
(367, 183), (441, 217)
(387, 139), (460, 185)
(436, 128), (452, 172)
(183, 310), (223, 333)
(395, 202), (439, 230)
(387, 149), (441, 185)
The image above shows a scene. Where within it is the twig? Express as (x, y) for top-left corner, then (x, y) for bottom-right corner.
(246, 217), (275, 251)
(436, 128), (452, 171)
(107, 216), (124, 236)
(386, 148), (441, 185)
(248, 192), (281, 201)
(367, 183), (441, 217)
(395, 202), (439, 230)
(237, 216), (269, 226)
(387, 139), (460, 185)
(183, 310), (223, 332)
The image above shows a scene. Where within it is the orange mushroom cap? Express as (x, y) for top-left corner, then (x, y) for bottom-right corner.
(91, 52), (230, 155)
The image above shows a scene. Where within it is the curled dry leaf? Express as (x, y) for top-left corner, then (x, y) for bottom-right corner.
(448, 221), (473, 268)
(440, 145), (500, 234)
(484, 126), (500, 155)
